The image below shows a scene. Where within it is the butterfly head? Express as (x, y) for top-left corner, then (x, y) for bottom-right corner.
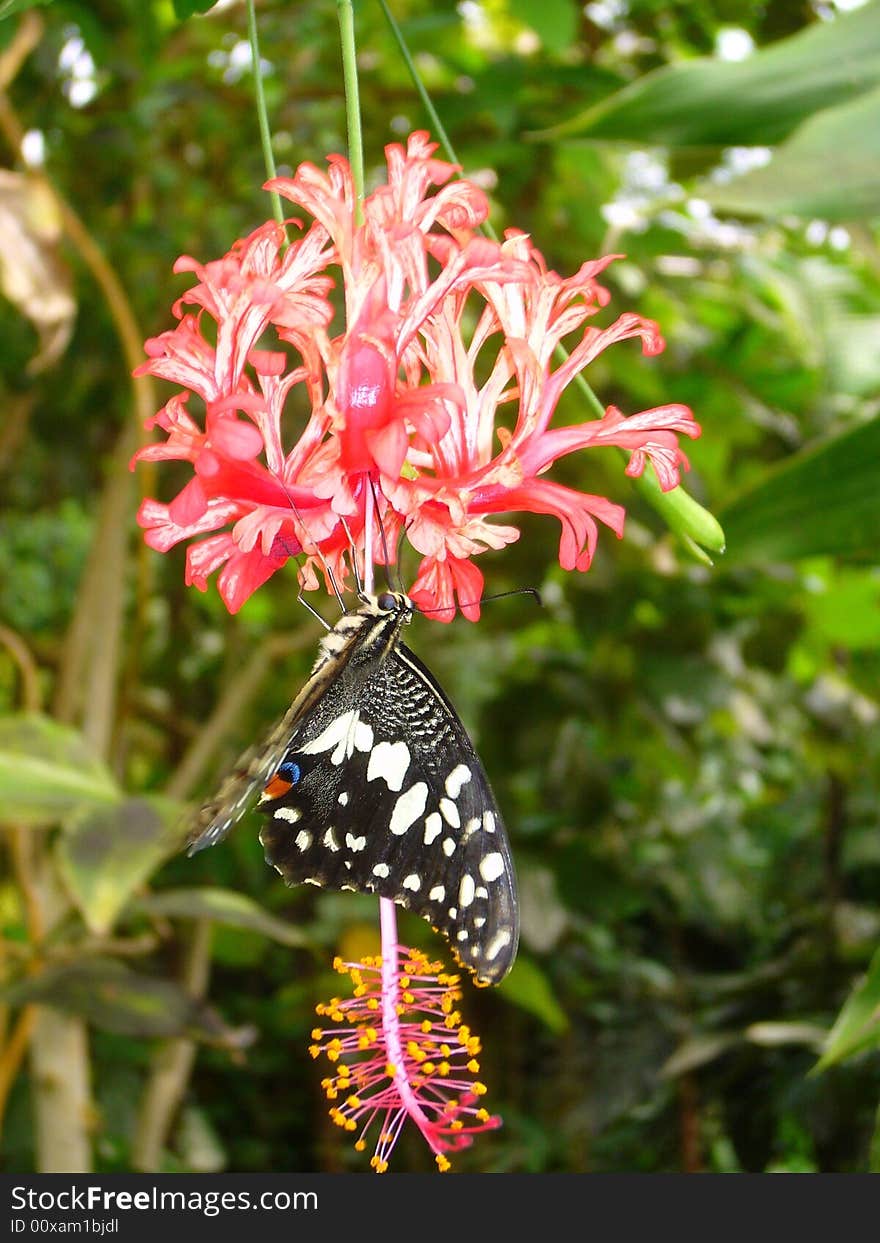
(357, 590), (416, 624)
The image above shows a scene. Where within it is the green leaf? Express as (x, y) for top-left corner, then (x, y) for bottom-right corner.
(497, 955), (569, 1033)
(0, 958), (252, 1045)
(55, 797), (184, 935)
(509, 0), (577, 55)
(814, 943), (880, 1071)
(703, 87), (880, 221)
(540, 2), (880, 147)
(0, 714), (120, 827)
(661, 1032), (740, 1078)
(717, 417), (880, 564)
(132, 887), (309, 947)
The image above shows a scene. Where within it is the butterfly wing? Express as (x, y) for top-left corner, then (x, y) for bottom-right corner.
(186, 617), (365, 855)
(259, 641), (519, 985)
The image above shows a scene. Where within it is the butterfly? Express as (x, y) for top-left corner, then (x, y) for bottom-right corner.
(187, 590), (519, 985)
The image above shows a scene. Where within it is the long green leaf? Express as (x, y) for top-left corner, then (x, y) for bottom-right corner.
(814, 944), (880, 1071)
(133, 887), (309, 947)
(55, 797), (184, 935)
(717, 417), (880, 564)
(703, 87), (880, 221)
(0, 958), (252, 1045)
(0, 714), (120, 826)
(497, 955), (569, 1032)
(541, 2), (880, 147)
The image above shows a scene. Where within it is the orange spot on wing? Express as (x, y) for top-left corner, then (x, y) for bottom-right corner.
(263, 775), (293, 798)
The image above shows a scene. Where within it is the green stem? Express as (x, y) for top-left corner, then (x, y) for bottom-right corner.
(337, 0), (365, 222)
(377, 0), (478, 210)
(246, 0), (285, 226)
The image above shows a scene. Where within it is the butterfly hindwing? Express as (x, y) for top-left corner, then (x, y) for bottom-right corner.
(258, 624), (519, 985)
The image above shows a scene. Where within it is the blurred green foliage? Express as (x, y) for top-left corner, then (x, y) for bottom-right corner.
(1, 0), (879, 1175)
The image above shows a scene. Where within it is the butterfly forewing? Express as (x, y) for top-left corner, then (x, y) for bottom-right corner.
(190, 593), (519, 985)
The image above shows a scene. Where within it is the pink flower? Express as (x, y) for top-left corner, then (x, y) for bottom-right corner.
(312, 946), (501, 1172)
(132, 132), (700, 618)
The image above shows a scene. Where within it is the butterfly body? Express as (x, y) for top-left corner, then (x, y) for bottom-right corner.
(188, 592), (519, 985)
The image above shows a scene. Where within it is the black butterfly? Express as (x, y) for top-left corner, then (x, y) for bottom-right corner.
(188, 591), (519, 985)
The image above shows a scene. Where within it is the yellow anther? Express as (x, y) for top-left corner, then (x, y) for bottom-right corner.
(311, 1028), (324, 1040)
(436, 1155), (451, 1173)
(467, 1059), (480, 1074)
(421, 1020), (433, 1034)
(476, 1109), (490, 1122)
(355, 1140), (366, 1152)
(450, 1120), (463, 1131)
(385, 1062), (398, 1078)
(422, 1062), (435, 1075)
(473, 1082), (487, 1096)
(438, 1061), (450, 1077)
(346, 1096), (361, 1109)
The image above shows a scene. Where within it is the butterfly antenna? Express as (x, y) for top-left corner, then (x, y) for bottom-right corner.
(417, 586), (543, 616)
(368, 475), (397, 592)
(337, 514), (363, 596)
(271, 473), (348, 615)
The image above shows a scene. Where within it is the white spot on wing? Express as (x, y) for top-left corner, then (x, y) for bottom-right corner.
(338, 791), (349, 806)
(462, 817), (480, 841)
(483, 811), (496, 834)
(439, 798), (461, 828)
(458, 874), (476, 908)
(485, 929), (512, 961)
(354, 720), (374, 752)
(479, 852), (505, 883)
(402, 874), (421, 892)
(300, 709), (360, 766)
(372, 863), (390, 878)
(429, 885), (445, 902)
(442, 837), (456, 857)
(345, 832), (367, 852)
(322, 827), (340, 853)
(294, 830), (312, 852)
(423, 812), (442, 844)
(389, 782), (428, 835)
(275, 807), (301, 824)
(445, 764), (472, 798)
(367, 740), (411, 791)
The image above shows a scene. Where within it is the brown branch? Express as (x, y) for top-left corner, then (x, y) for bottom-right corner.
(0, 10), (43, 90)
(0, 1005), (35, 1129)
(0, 622), (43, 713)
(0, 392), (35, 474)
(131, 920), (214, 1171)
